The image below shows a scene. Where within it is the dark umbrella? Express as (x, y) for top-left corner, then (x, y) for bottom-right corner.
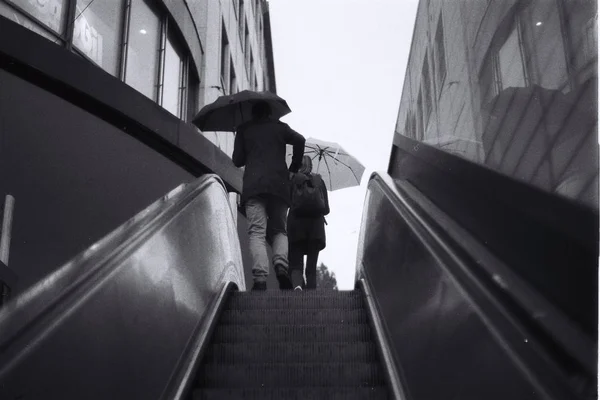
(192, 90), (291, 131)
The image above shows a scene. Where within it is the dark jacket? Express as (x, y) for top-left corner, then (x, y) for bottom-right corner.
(232, 119), (305, 206)
(287, 173), (330, 251)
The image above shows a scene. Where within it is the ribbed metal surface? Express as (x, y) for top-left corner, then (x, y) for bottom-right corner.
(193, 387), (389, 400)
(226, 291), (363, 310)
(212, 324), (372, 343)
(197, 362), (384, 387)
(192, 290), (389, 399)
(219, 308), (367, 325)
(204, 342), (378, 363)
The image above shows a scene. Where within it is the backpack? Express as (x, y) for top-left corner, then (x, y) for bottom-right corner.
(291, 173), (327, 217)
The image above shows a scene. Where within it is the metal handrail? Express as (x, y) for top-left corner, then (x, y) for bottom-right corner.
(358, 278), (407, 400)
(161, 281), (238, 400)
(355, 171), (594, 400)
(0, 174), (245, 399)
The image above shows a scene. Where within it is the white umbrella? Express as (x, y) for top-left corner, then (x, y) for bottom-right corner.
(287, 137), (365, 191)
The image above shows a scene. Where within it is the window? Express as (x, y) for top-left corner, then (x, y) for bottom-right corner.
(73, 0), (126, 76)
(162, 31), (184, 117)
(0, 2), (61, 43)
(421, 55), (432, 128)
(480, 0), (571, 104)
(434, 15), (446, 94)
(125, 0), (161, 100)
(6, 0), (67, 33)
(244, 22), (250, 71)
(0, 0), (201, 121)
(238, 0), (244, 42)
(416, 90), (424, 141)
(522, 0), (569, 90)
(497, 25), (527, 89)
(249, 53), (254, 86)
(229, 59), (237, 94)
(220, 23), (230, 93)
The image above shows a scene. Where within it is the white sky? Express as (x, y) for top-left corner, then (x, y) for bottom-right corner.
(268, 1), (419, 289)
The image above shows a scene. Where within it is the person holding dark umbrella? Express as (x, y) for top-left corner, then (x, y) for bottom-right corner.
(232, 101), (305, 291)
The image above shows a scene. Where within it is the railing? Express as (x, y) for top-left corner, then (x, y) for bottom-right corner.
(356, 172), (596, 400)
(0, 174), (245, 399)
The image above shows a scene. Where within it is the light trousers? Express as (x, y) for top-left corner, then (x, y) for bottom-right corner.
(245, 195), (289, 283)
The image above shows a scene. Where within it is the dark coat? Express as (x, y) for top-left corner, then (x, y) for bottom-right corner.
(287, 173), (330, 252)
(232, 119), (305, 206)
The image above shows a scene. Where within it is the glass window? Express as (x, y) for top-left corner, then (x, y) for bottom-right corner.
(187, 67), (199, 121)
(434, 16), (446, 91)
(0, 2), (61, 43)
(523, 1), (569, 90)
(497, 26), (526, 89)
(229, 59), (237, 94)
(220, 24), (229, 92)
(244, 23), (250, 71)
(6, 0), (66, 34)
(73, 0), (125, 76)
(421, 56), (432, 124)
(238, 0), (244, 40)
(162, 33), (184, 117)
(125, 0), (160, 100)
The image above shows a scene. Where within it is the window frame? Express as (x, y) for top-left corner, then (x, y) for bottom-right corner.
(0, 0), (201, 121)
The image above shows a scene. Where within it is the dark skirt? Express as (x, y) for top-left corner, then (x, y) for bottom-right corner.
(287, 212), (326, 252)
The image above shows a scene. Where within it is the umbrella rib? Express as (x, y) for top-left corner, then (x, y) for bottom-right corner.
(326, 156), (362, 184)
(321, 148), (350, 157)
(322, 153), (334, 191)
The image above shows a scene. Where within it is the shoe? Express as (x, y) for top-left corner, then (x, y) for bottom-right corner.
(294, 286), (303, 291)
(275, 266), (293, 290)
(252, 281), (267, 291)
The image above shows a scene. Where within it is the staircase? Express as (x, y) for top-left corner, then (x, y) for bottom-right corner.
(192, 290), (390, 399)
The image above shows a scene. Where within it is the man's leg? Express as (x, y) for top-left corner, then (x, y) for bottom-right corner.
(267, 196), (292, 289)
(245, 197), (269, 289)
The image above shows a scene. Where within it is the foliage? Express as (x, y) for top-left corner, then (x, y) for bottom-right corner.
(316, 263), (338, 290)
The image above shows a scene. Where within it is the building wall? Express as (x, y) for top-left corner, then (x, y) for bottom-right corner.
(394, 0), (598, 208)
(0, 0), (277, 294)
(200, 0), (273, 158)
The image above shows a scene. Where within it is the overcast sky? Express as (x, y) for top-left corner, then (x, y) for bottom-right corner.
(268, 0), (419, 289)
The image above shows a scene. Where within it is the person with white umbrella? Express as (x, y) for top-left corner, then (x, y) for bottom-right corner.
(287, 156), (330, 290)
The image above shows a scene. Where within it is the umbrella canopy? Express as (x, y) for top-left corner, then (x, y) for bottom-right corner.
(192, 90), (291, 132)
(287, 138), (365, 191)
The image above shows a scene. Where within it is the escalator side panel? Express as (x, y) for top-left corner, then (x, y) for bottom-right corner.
(0, 175), (245, 399)
(356, 176), (557, 400)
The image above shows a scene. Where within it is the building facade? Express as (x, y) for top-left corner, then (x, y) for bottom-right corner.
(393, 0), (597, 208)
(0, 0), (276, 294)
(197, 0), (275, 157)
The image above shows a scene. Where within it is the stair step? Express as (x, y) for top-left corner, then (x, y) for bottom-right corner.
(227, 291), (362, 310)
(204, 342), (378, 363)
(212, 324), (372, 343)
(193, 387), (389, 400)
(197, 362), (385, 388)
(219, 308), (367, 325)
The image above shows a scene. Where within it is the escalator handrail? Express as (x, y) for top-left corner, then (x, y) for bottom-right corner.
(0, 174), (233, 356)
(160, 281), (237, 400)
(356, 171), (595, 398)
(358, 278), (407, 400)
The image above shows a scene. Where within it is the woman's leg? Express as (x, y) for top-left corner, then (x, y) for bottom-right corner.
(305, 245), (320, 289)
(288, 243), (305, 289)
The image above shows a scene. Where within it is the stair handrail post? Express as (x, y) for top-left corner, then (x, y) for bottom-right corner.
(1, 194), (15, 307)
